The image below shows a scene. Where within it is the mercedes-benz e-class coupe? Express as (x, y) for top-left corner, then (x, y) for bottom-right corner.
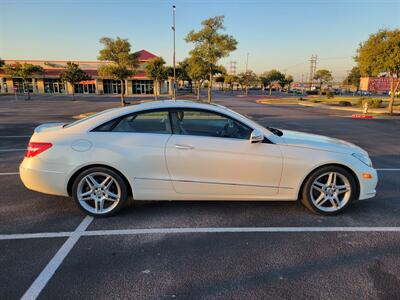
(20, 100), (377, 217)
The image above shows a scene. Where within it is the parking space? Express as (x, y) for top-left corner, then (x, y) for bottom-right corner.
(0, 95), (399, 299)
(38, 232), (400, 299)
(0, 238), (67, 299)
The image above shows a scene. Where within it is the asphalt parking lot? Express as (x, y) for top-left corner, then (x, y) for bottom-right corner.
(1, 94), (400, 299)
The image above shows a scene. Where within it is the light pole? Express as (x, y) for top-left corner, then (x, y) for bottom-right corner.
(172, 5), (176, 100)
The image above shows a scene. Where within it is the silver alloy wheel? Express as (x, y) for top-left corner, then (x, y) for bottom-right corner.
(310, 171), (351, 212)
(77, 172), (121, 215)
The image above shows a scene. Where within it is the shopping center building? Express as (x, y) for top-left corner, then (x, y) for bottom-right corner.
(0, 50), (172, 96)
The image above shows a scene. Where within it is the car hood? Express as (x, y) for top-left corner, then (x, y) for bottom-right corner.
(280, 129), (367, 155)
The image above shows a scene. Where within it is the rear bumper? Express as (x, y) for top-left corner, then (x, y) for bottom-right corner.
(19, 159), (68, 196)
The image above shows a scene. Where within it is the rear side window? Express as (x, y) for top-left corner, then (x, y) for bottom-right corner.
(111, 110), (171, 134)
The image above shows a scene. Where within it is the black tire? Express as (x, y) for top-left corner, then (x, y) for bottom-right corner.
(72, 167), (129, 217)
(301, 166), (357, 215)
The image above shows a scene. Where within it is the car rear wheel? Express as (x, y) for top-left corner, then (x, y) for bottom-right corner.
(72, 167), (128, 217)
(301, 166), (357, 215)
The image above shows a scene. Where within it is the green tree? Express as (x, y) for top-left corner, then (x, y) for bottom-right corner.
(97, 37), (139, 106)
(215, 75), (225, 90)
(313, 69), (333, 95)
(59, 62), (91, 100)
(4, 62), (43, 100)
(343, 66), (361, 90)
(145, 57), (167, 100)
(261, 70), (285, 95)
(280, 74), (294, 93)
(224, 74), (237, 92)
(177, 59), (192, 91)
(237, 71), (258, 96)
(167, 59), (194, 92)
(259, 73), (271, 93)
(0, 58), (4, 68)
(356, 29), (400, 114)
(187, 54), (209, 100)
(185, 16), (237, 103)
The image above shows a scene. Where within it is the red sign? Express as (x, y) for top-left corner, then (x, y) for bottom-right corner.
(367, 77), (393, 92)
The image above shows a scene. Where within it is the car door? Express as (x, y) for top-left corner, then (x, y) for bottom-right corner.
(89, 109), (174, 199)
(165, 108), (283, 198)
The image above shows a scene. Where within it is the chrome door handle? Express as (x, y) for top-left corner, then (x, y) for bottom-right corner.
(175, 144), (194, 150)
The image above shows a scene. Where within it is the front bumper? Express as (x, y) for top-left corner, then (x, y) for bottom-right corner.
(357, 167), (378, 200)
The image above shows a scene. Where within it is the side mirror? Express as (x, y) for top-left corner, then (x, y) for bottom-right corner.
(250, 129), (264, 143)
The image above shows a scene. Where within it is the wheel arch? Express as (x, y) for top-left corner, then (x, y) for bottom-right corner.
(67, 164), (133, 197)
(297, 163), (360, 201)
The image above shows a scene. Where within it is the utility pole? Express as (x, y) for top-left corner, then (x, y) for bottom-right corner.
(245, 53), (249, 72)
(172, 5), (176, 100)
(308, 54), (317, 90)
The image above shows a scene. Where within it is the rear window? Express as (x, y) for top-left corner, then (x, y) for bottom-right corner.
(63, 108), (117, 129)
(92, 110), (171, 134)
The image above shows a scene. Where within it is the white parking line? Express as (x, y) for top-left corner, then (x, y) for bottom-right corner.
(0, 136), (31, 138)
(20, 216), (93, 300)
(0, 231), (71, 240)
(0, 172), (19, 176)
(2, 226), (400, 242)
(0, 149), (25, 152)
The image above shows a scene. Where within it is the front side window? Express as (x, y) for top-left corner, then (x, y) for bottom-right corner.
(171, 109), (252, 139)
(112, 110), (171, 134)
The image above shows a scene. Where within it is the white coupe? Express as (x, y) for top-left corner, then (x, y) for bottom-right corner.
(20, 100), (378, 217)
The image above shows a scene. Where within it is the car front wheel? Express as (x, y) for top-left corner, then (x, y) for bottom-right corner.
(72, 167), (128, 217)
(301, 166), (357, 215)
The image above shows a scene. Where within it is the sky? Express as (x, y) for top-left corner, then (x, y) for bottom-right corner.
(0, 0), (399, 81)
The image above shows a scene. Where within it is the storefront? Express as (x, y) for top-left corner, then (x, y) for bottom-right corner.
(132, 80), (154, 94)
(13, 78), (34, 93)
(44, 78), (65, 93)
(103, 79), (122, 94)
(0, 51), (173, 96)
(74, 80), (96, 94)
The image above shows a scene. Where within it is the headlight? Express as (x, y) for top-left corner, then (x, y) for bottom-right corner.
(352, 153), (372, 167)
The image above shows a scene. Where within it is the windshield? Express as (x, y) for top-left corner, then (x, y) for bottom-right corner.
(63, 108), (118, 128)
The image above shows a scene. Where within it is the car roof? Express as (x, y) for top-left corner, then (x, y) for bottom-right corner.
(122, 99), (227, 112)
(65, 100), (230, 131)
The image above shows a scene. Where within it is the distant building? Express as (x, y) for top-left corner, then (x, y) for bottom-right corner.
(0, 50), (172, 95)
(359, 77), (394, 93)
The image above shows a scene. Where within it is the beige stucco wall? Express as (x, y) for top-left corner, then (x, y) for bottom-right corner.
(37, 78), (45, 93)
(6, 78), (13, 92)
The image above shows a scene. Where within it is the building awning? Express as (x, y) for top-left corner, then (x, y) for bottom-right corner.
(79, 80), (96, 84)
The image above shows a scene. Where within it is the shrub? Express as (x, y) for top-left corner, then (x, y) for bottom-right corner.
(306, 90), (319, 95)
(338, 101), (352, 106)
(326, 91), (334, 98)
(357, 98), (383, 108)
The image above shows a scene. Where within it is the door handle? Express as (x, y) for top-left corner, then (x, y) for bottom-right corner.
(175, 144), (194, 150)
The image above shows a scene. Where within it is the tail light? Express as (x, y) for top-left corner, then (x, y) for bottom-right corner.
(25, 142), (52, 158)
